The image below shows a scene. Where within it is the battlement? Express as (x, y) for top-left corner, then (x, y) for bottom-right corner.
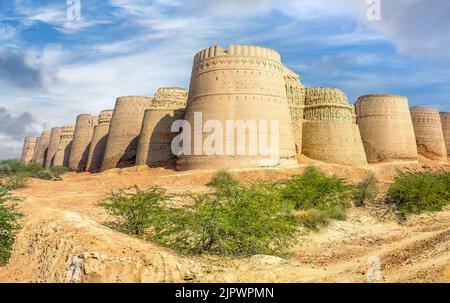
(193, 44), (281, 64)
(60, 125), (75, 140)
(98, 110), (114, 125)
(151, 87), (188, 109)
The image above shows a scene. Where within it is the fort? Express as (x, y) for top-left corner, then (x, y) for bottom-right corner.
(53, 125), (75, 167)
(86, 110), (113, 172)
(410, 107), (448, 163)
(101, 96), (153, 171)
(355, 94), (418, 163)
(32, 130), (51, 166)
(21, 137), (39, 164)
(136, 87), (188, 168)
(440, 112), (450, 156)
(69, 114), (98, 172)
(302, 87), (368, 166)
(177, 44), (296, 170)
(45, 127), (63, 168)
(19, 44), (449, 173)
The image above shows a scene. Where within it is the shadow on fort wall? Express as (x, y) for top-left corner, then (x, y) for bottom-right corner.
(117, 137), (139, 168)
(146, 112), (182, 169)
(88, 135), (108, 173)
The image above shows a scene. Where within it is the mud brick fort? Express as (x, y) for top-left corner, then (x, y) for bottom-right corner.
(21, 44), (449, 170)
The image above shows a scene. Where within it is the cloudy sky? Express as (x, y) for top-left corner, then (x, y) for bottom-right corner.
(0, 0), (449, 159)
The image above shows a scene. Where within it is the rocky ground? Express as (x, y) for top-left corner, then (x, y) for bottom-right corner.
(0, 157), (449, 283)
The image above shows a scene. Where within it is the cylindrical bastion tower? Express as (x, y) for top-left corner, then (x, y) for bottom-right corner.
(21, 137), (39, 164)
(45, 127), (63, 168)
(101, 96), (153, 171)
(53, 125), (75, 167)
(32, 130), (51, 166)
(283, 66), (305, 156)
(136, 87), (188, 168)
(355, 95), (418, 163)
(410, 107), (448, 162)
(440, 112), (450, 156)
(86, 110), (114, 172)
(177, 44), (297, 170)
(69, 114), (98, 171)
(302, 87), (368, 166)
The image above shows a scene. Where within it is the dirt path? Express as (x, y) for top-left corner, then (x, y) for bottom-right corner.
(1, 161), (449, 283)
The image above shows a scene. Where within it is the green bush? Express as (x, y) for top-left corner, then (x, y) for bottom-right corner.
(0, 184), (23, 266)
(101, 174), (299, 257)
(0, 160), (68, 181)
(280, 167), (353, 228)
(385, 171), (450, 215)
(353, 174), (378, 207)
(101, 169), (363, 257)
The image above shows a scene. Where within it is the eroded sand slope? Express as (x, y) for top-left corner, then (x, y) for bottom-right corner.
(1, 159), (449, 283)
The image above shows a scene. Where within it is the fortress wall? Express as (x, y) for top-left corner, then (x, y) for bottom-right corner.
(86, 110), (113, 173)
(355, 95), (418, 163)
(302, 87), (368, 166)
(53, 125), (75, 167)
(410, 107), (447, 162)
(101, 96), (153, 171)
(283, 66), (305, 155)
(45, 127), (63, 168)
(69, 114), (98, 171)
(440, 112), (450, 156)
(136, 109), (186, 167)
(32, 130), (51, 166)
(21, 137), (38, 164)
(136, 87), (188, 167)
(178, 44), (297, 170)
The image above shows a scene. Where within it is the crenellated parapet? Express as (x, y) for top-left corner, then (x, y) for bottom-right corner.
(98, 110), (114, 125)
(303, 87), (354, 123)
(193, 45), (281, 65)
(151, 87), (188, 110)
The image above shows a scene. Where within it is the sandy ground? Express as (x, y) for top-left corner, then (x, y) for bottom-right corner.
(0, 157), (449, 283)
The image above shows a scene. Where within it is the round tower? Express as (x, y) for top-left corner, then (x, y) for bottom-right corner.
(53, 125), (75, 167)
(439, 112), (450, 156)
(283, 65), (305, 156)
(302, 87), (368, 166)
(69, 114), (97, 171)
(355, 94), (418, 163)
(32, 130), (51, 166)
(86, 110), (114, 173)
(101, 96), (153, 171)
(177, 44), (297, 170)
(410, 107), (447, 162)
(21, 137), (38, 164)
(45, 127), (63, 168)
(136, 88), (188, 168)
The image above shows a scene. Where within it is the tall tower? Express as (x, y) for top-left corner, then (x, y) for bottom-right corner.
(177, 44), (297, 170)
(69, 114), (98, 171)
(440, 112), (450, 157)
(136, 88), (188, 168)
(45, 127), (63, 168)
(355, 95), (418, 163)
(32, 130), (51, 166)
(302, 87), (368, 166)
(101, 96), (152, 171)
(53, 125), (75, 167)
(21, 137), (39, 164)
(86, 110), (113, 172)
(410, 107), (447, 163)
(283, 66), (305, 156)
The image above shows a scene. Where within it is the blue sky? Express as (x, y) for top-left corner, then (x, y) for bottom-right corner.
(0, 0), (449, 159)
